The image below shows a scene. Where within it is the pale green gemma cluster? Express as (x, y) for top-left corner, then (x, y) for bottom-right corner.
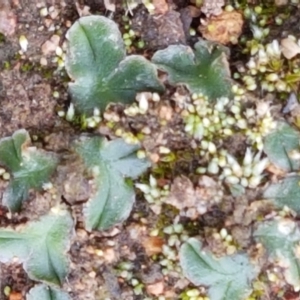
(145, 292), (209, 300)
(135, 175), (170, 213)
(234, 1), (300, 93)
(182, 91), (275, 188)
(180, 288), (210, 300)
(212, 228), (236, 255)
(241, 37), (300, 93)
(115, 260), (145, 295)
(197, 147), (269, 188)
(0, 167), (10, 181)
(183, 95), (235, 141)
(124, 0), (156, 14)
(158, 223), (187, 276)
(148, 223), (190, 279)
(183, 92), (276, 151)
(152, 223), (210, 300)
(124, 92), (161, 116)
(121, 15), (145, 50)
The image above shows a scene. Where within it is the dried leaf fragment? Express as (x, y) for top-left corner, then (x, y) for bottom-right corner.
(164, 176), (197, 210)
(187, 5), (201, 18)
(146, 281), (165, 296)
(199, 11), (244, 45)
(142, 236), (164, 256)
(0, 8), (16, 36)
(153, 0), (168, 14)
(164, 176), (222, 219)
(201, 0), (224, 16)
(9, 292), (22, 300)
(281, 38), (300, 59)
(104, 0), (116, 12)
(275, 0), (288, 6)
(41, 35), (60, 56)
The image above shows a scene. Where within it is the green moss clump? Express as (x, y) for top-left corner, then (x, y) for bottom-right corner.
(0, 33), (5, 43)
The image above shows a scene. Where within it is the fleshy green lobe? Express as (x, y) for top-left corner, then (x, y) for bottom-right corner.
(65, 15), (164, 115)
(180, 238), (257, 300)
(0, 130), (58, 211)
(75, 136), (150, 230)
(152, 40), (232, 99)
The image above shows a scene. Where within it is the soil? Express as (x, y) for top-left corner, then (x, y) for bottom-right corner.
(0, 0), (299, 300)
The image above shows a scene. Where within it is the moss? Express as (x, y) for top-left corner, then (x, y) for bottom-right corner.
(2, 61), (11, 70)
(183, 219), (204, 237)
(20, 61), (35, 73)
(41, 67), (55, 80)
(151, 149), (200, 184)
(0, 33), (5, 43)
(155, 203), (179, 234)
